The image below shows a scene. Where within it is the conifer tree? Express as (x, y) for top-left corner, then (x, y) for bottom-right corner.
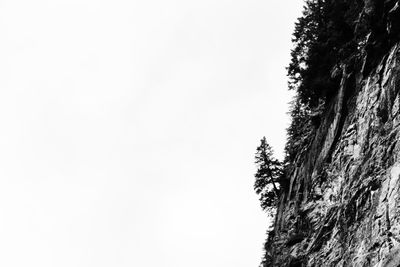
(254, 137), (282, 211)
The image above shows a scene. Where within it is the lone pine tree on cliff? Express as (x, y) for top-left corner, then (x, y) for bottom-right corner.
(254, 137), (282, 212)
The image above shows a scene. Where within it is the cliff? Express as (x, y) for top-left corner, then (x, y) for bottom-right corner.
(265, 1), (400, 266)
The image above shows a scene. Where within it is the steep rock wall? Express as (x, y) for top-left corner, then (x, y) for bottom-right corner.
(268, 42), (400, 266)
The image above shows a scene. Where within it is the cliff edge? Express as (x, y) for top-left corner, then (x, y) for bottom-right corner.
(265, 1), (400, 266)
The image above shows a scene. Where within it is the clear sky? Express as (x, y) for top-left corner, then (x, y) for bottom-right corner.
(0, 1), (303, 266)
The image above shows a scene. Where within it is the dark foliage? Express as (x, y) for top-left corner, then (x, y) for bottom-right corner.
(288, 0), (363, 108)
(254, 137), (283, 213)
(285, 0), (365, 163)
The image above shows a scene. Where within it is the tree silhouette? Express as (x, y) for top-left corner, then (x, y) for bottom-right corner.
(254, 137), (282, 212)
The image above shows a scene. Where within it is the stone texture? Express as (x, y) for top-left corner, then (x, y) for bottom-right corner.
(268, 43), (400, 267)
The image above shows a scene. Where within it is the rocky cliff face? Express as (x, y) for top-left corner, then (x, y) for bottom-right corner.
(266, 3), (400, 266)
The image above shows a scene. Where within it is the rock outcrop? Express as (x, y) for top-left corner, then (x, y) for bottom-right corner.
(265, 1), (400, 266)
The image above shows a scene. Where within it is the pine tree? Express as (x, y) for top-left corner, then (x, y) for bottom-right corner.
(254, 137), (282, 211)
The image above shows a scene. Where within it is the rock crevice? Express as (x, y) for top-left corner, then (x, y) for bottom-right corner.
(268, 42), (400, 267)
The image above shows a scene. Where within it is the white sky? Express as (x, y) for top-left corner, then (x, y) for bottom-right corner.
(0, 1), (303, 266)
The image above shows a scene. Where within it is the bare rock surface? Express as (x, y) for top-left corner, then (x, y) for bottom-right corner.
(268, 43), (400, 267)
